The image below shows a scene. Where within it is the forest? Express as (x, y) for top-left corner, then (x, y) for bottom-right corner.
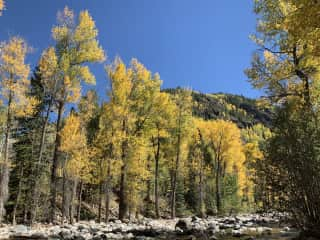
(0, 0), (319, 239)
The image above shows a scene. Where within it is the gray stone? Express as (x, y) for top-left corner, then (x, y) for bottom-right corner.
(175, 219), (192, 232)
(232, 229), (243, 237)
(59, 229), (73, 240)
(12, 225), (28, 233)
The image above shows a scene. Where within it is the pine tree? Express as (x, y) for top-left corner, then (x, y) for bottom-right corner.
(0, 37), (38, 223)
(168, 89), (192, 218)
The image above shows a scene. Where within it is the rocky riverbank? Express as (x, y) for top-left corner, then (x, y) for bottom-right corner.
(0, 213), (298, 240)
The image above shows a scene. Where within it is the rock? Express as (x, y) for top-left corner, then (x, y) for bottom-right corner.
(234, 224), (241, 230)
(256, 227), (272, 235)
(0, 234), (9, 239)
(224, 217), (236, 224)
(283, 226), (290, 231)
(73, 233), (86, 240)
(280, 230), (291, 237)
(77, 224), (87, 231)
(208, 221), (217, 229)
(244, 237), (255, 240)
(130, 228), (159, 237)
(125, 232), (134, 238)
(219, 223), (234, 229)
(232, 229), (243, 237)
(175, 219), (192, 233)
(12, 225), (28, 233)
(264, 227), (273, 235)
(80, 233), (92, 240)
(209, 235), (218, 240)
(256, 227), (264, 234)
(104, 233), (123, 239)
(186, 235), (197, 240)
(59, 229), (73, 240)
(122, 219), (130, 224)
(29, 232), (48, 239)
(191, 216), (200, 222)
(175, 227), (183, 233)
(244, 221), (254, 227)
(89, 226), (100, 233)
(92, 235), (102, 240)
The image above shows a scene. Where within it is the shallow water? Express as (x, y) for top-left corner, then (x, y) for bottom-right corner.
(139, 229), (299, 240)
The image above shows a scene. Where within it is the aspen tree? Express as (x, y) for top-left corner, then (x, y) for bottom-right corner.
(149, 92), (175, 218)
(106, 58), (161, 220)
(207, 120), (245, 213)
(48, 6), (105, 222)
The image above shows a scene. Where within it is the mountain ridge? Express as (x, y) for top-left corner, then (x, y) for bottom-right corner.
(163, 88), (272, 128)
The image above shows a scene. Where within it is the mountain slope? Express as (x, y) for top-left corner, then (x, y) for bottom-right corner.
(164, 88), (272, 128)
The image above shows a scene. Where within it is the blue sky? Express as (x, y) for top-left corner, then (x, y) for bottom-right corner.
(0, 0), (260, 99)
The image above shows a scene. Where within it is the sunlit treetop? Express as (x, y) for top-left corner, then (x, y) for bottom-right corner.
(0, 37), (38, 117)
(247, 0), (320, 107)
(49, 6), (105, 104)
(0, 0), (4, 15)
(39, 47), (58, 96)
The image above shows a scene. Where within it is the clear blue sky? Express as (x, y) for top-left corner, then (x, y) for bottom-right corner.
(0, 0), (260, 99)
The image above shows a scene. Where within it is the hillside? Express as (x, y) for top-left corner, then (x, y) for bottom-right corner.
(164, 88), (273, 128)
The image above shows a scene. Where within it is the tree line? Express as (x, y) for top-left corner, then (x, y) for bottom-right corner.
(0, 6), (272, 224)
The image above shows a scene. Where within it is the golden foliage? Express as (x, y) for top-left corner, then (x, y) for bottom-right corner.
(48, 6), (105, 104)
(248, 0), (320, 106)
(0, 37), (38, 117)
(207, 120), (246, 196)
(0, 0), (4, 15)
(60, 113), (91, 181)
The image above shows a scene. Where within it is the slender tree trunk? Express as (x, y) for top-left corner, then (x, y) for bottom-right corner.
(198, 129), (205, 218)
(105, 161), (111, 223)
(62, 171), (66, 223)
(146, 174), (151, 216)
(170, 172), (176, 219)
(49, 101), (64, 223)
(215, 159), (221, 214)
(199, 160), (205, 218)
(171, 123), (181, 219)
(119, 120), (128, 220)
(30, 98), (53, 224)
(23, 202), (27, 223)
(0, 91), (12, 223)
(119, 163), (127, 220)
(12, 165), (24, 225)
(154, 129), (161, 218)
(62, 169), (69, 224)
(69, 179), (77, 224)
(77, 181), (83, 222)
(98, 181), (103, 223)
(171, 177), (177, 218)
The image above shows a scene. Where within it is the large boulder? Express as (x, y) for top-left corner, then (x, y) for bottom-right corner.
(175, 219), (192, 233)
(11, 225), (28, 234)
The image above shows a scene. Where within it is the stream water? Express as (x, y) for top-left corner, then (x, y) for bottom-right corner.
(138, 228), (299, 240)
